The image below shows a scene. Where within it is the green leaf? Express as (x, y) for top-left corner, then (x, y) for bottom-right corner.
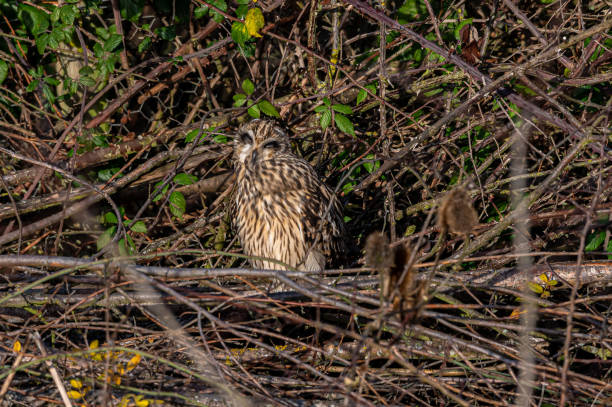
(185, 129), (200, 142)
(209, 0), (227, 23)
(42, 84), (55, 104)
(173, 173), (198, 186)
(19, 4), (49, 36)
(152, 183), (169, 202)
(314, 105), (328, 113)
(213, 134), (228, 143)
(36, 33), (49, 54)
(194, 6), (209, 19)
(138, 36), (152, 53)
(103, 212), (118, 225)
(79, 75), (96, 88)
(356, 89), (367, 105)
(342, 181), (355, 194)
(357, 83), (377, 105)
(118, 238), (129, 256)
(320, 109), (331, 130)
(258, 100), (280, 118)
(334, 113), (355, 136)
(323, 97), (331, 106)
(169, 191), (186, 218)
(26, 79), (39, 92)
(92, 135), (108, 147)
(235, 4), (249, 19)
(585, 231), (606, 252)
(119, 0), (145, 22)
(98, 167), (120, 181)
(129, 220), (147, 233)
(80, 66), (94, 77)
(44, 77), (60, 86)
(103, 34), (123, 52)
(156, 25), (176, 41)
(247, 103), (261, 118)
(242, 79), (255, 95)
(332, 104), (353, 115)
(233, 93), (247, 107)
(231, 22), (250, 46)
(0, 61), (8, 85)
(96, 226), (116, 250)
(60, 5), (77, 25)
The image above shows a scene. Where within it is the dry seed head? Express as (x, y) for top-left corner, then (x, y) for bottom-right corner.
(437, 187), (479, 236)
(365, 232), (393, 271)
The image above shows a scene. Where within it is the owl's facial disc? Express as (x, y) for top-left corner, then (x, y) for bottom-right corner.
(237, 130), (255, 164)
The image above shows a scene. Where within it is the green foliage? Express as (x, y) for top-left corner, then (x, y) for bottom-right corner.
(356, 83), (376, 105)
(195, 0), (227, 23)
(169, 191), (186, 218)
(585, 231), (606, 252)
(173, 173), (198, 186)
(315, 97), (355, 136)
(233, 79), (280, 119)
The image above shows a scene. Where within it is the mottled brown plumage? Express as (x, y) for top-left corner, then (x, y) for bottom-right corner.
(232, 119), (344, 271)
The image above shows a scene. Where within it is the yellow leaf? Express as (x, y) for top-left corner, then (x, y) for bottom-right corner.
(70, 379), (83, 389)
(527, 281), (544, 294)
(113, 375), (121, 385)
(134, 395), (150, 407)
(127, 354), (141, 371)
(89, 339), (99, 349)
(539, 273), (549, 283)
(13, 340), (21, 353)
(67, 390), (83, 399)
(118, 395), (131, 407)
(245, 8), (264, 38)
(509, 308), (525, 319)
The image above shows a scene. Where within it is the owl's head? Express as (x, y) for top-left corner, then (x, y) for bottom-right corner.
(233, 119), (291, 166)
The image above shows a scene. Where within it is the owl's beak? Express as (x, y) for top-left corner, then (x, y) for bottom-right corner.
(249, 149), (258, 167)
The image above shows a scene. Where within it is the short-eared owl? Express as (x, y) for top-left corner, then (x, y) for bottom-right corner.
(233, 119), (344, 271)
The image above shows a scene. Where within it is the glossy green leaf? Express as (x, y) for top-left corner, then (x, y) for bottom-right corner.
(103, 212), (118, 224)
(0, 61), (8, 85)
(258, 100), (280, 118)
(242, 79), (255, 95)
(233, 93), (247, 107)
(169, 191), (186, 218)
(96, 226), (116, 250)
(320, 109), (331, 130)
(585, 231), (605, 252)
(231, 22), (249, 46)
(334, 113), (355, 136)
(248, 103), (260, 118)
(173, 173), (198, 186)
(129, 220), (147, 233)
(103, 34), (123, 52)
(332, 104), (353, 115)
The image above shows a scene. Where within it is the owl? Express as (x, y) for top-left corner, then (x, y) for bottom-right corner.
(232, 119), (345, 271)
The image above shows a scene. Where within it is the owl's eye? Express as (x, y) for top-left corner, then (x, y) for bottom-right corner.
(239, 132), (253, 144)
(263, 140), (280, 150)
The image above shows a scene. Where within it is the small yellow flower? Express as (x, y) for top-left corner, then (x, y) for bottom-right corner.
(12, 340), (21, 353)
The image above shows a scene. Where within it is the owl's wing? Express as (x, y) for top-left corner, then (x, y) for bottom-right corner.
(302, 177), (346, 265)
